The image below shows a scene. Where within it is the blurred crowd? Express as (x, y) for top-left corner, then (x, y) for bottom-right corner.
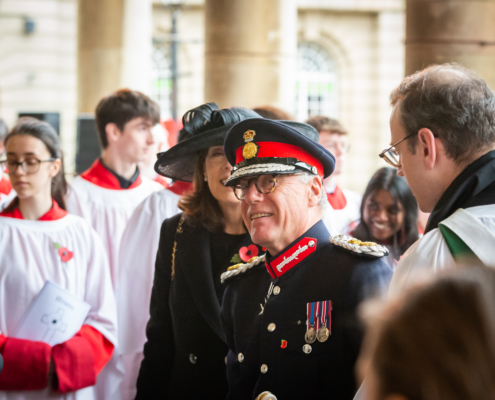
(0, 62), (494, 400)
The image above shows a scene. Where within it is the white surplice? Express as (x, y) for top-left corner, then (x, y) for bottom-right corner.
(0, 213), (117, 400)
(116, 189), (181, 400)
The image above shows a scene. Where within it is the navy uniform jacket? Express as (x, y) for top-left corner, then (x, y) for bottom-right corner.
(220, 220), (392, 400)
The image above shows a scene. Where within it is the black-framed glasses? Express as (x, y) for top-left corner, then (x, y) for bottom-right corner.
(379, 132), (416, 168)
(0, 158), (56, 175)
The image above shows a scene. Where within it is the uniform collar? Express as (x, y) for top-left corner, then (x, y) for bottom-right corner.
(0, 199), (67, 221)
(80, 159), (142, 190)
(264, 220), (329, 279)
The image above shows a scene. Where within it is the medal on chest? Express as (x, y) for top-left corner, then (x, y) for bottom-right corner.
(306, 300), (332, 344)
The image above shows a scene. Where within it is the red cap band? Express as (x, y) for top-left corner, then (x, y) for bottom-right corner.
(235, 142), (324, 176)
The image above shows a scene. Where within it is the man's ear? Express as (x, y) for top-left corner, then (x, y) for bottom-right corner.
(308, 175), (323, 207)
(105, 123), (122, 145)
(417, 128), (437, 170)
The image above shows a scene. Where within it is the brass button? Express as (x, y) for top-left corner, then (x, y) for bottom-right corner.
(189, 354), (197, 364)
(260, 364), (268, 374)
(273, 286), (280, 295)
(297, 320), (302, 325)
(303, 344), (312, 354)
(238, 353), (244, 362)
(267, 323), (276, 332)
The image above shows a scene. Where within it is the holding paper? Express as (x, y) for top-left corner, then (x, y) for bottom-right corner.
(14, 281), (91, 346)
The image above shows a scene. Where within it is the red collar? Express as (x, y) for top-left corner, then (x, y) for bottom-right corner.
(0, 199), (68, 221)
(80, 159), (142, 190)
(167, 181), (194, 196)
(265, 237), (318, 278)
(326, 185), (347, 210)
(0, 173), (13, 195)
(154, 175), (169, 188)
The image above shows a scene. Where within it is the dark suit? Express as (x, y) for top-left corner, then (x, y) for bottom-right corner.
(221, 220), (393, 400)
(136, 213), (261, 399)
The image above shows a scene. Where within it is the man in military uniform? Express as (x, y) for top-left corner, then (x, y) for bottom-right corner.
(220, 118), (393, 400)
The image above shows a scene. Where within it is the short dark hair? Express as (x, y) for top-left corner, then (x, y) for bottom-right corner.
(390, 63), (495, 165)
(353, 167), (418, 260)
(95, 89), (160, 149)
(305, 116), (347, 135)
(0, 119), (8, 141)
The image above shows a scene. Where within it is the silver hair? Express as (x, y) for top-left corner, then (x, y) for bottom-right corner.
(297, 172), (328, 212)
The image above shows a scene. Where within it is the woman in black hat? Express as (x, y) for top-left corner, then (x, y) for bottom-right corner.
(135, 103), (263, 399)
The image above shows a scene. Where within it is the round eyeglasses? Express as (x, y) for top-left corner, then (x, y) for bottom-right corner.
(379, 132), (416, 168)
(1, 158), (55, 175)
(233, 174), (278, 201)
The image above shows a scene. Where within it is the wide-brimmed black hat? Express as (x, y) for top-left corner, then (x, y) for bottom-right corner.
(224, 118), (335, 186)
(155, 103), (261, 182)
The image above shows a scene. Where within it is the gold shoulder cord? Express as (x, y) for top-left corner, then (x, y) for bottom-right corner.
(171, 215), (185, 280)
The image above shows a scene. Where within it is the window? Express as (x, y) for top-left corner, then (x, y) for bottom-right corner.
(151, 40), (172, 119)
(296, 42), (339, 121)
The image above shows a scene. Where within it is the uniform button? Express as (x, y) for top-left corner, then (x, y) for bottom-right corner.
(273, 286), (280, 295)
(189, 354), (197, 364)
(303, 344), (312, 354)
(297, 320), (302, 325)
(261, 364), (268, 374)
(309, 240), (315, 247)
(267, 323), (276, 332)
(238, 353), (244, 362)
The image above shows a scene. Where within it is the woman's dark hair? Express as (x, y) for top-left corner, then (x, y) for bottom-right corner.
(4, 117), (67, 210)
(353, 167), (418, 259)
(179, 103), (257, 233)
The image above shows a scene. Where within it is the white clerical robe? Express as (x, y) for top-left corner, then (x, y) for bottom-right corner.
(389, 205), (495, 298)
(117, 189), (181, 400)
(322, 186), (362, 235)
(0, 203), (117, 400)
(65, 160), (162, 290)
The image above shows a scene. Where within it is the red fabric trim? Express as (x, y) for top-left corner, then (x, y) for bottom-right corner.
(154, 175), (169, 188)
(80, 159), (142, 190)
(0, 199), (67, 220)
(0, 336), (51, 391)
(51, 325), (114, 393)
(326, 185), (347, 210)
(168, 181), (194, 196)
(265, 237), (317, 278)
(235, 142), (324, 176)
(0, 173), (12, 195)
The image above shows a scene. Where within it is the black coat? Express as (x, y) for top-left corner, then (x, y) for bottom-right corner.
(136, 213), (262, 399)
(221, 221), (393, 400)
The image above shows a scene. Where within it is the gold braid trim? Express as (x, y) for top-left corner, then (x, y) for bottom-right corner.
(171, 215), (185, 280)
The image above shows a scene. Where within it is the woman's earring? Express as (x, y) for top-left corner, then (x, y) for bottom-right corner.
(204, 176), (208, 181)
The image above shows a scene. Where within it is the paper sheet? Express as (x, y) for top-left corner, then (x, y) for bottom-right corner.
(14, 281), (91, 346)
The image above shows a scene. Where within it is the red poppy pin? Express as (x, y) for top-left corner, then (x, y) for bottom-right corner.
(230, 244), (259, 263)
(53, 242), (74, 264)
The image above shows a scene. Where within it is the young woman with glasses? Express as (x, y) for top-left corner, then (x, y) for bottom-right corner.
(0, 118), (117, 400)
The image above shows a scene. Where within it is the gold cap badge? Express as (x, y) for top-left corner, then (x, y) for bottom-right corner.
(242, 130), (258, 159)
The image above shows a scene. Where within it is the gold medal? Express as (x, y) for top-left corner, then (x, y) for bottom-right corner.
(317, 325), (329, 342)
(305, 326), (316, 344)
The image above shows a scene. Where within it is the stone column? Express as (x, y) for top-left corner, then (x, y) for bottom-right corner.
(121, 0), (153, 95)
(204, 0), (297, 112)
(406, 0), (495, 88)
(78, 0), (125, 113)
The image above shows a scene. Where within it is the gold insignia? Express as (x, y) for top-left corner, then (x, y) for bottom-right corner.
(348, 239), (377, 247)
(243, 130), (256, 142)
(243, 142), (258, 159)
(248, 256), (258, 263)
